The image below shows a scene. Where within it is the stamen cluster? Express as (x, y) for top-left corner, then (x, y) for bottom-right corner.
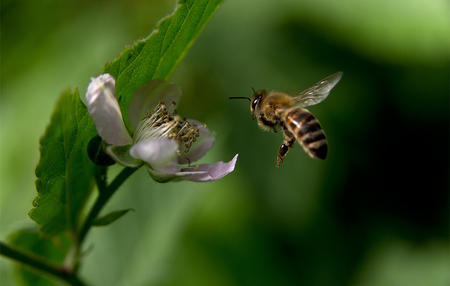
(134, 102), (200, 155)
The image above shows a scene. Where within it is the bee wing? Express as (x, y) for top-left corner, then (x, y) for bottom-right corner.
(293, 72), (342, 107)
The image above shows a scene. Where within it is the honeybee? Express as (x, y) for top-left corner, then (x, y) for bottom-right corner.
(230, 72), (342, 167)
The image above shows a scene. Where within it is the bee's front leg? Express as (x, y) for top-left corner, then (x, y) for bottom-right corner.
(277, 129), (295, 167)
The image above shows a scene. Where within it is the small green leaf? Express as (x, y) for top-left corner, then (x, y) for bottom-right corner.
(29, 88), (99, 235)
(104, 0), (223, 126)
(8, 228), (71, 286)
(92, 209), (134, 227)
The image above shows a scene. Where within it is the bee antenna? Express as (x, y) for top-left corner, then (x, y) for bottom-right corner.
(229, 96), (251, 102)
(251, 87), (256, 94)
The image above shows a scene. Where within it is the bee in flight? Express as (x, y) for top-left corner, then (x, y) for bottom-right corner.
(230, 72), (342, 167)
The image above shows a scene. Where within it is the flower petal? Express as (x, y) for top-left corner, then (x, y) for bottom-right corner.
(146, 154), (238, 183)
(129, 138), (179, 168)
(128, 79), (164, 130)
(178, 119), (215, 164)
(177, 154), (238, 182)
(86, 74), (132, 146)
(128, 79), (182, 130)
(106, 145), (142, 168)
(145, 162), (183, 183)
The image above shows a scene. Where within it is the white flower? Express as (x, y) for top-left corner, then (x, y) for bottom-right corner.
(85, 74), (238, 182)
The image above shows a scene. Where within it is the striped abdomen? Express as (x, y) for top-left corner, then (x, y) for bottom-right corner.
(284, 107), (328, 159)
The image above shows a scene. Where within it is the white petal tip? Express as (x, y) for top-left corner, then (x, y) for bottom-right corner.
(85, 74), (132, 146)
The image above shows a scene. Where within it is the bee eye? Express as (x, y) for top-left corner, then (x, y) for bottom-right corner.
(252, 97), (260, 110)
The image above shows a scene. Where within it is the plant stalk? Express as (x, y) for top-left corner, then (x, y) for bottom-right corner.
(0, 241), (87, 286)
(77, 167), (137, 246)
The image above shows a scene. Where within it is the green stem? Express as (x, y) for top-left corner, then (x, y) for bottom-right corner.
(0, 241), (87, 286)
(94, 166), (107, 193)
(77, 167), (137, 246)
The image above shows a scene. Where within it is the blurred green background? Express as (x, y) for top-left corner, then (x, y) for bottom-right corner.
(1, 0), (448, 285)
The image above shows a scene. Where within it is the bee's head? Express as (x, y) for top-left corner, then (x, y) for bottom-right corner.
(250, 89), (266, 119)
(229, 88), (266, 120)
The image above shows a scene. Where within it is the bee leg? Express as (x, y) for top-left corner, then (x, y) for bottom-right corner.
(277, 144), (289, 167)
(277, 132), (295, 167)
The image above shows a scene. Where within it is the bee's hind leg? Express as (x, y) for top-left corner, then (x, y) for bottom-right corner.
(277, 129), (295, 167)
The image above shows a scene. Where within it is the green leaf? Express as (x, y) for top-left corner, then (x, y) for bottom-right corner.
(104, 0), (223, 126)
(29, 88), (98, 235)
(92, 209), (134, 227)
(8, 228), (71, 286)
